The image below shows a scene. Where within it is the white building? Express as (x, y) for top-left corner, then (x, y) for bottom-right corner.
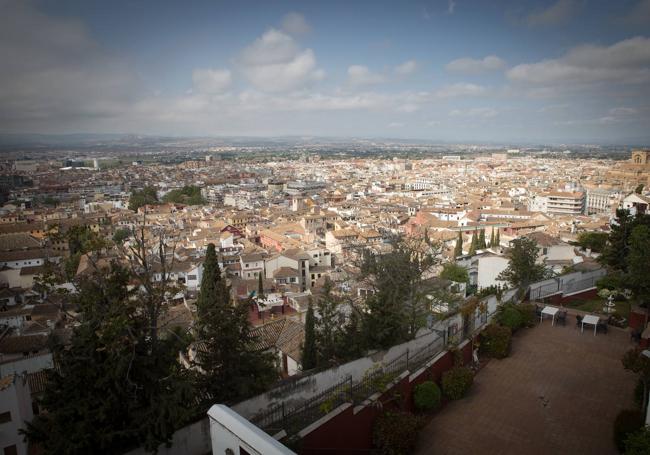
(0, 374), (33, 455)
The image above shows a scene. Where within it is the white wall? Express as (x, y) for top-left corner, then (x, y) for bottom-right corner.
(208, 405), (295, 455)
(124, 418), (211, 455)
(0, 375), (33, 455)
(477, 256), (508, 290)
(233, 328), (445, 419)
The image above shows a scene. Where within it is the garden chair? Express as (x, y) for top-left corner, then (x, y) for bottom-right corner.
(575, 314), (583, 328)
(596, 321), (608, 334)
(631, 329), (642, 343)
(556, 311), (567, 326)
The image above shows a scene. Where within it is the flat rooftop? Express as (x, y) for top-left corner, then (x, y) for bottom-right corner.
(417, 319), (637, 455)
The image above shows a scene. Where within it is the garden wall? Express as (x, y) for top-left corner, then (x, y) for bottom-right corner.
(297, 340), (474, 455)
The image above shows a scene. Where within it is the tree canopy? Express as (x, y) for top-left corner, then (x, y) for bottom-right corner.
(162, 186), (206, 205)
(440, 262), (469, 283)
(497, 237), (549, 292)
(128, 186), (159, 212)
(23, 262), (195, 454)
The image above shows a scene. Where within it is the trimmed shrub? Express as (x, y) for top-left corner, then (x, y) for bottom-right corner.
(516, 303), (536, 328)
(441, 366), (474, 400)
(480, 324), (512, 359)
(413, 381), (441, 412)
(373, 411), (423, 455)
(496, 304), (524, 331)
(624, 427), (650, 455)
(613, 409), (644, 453)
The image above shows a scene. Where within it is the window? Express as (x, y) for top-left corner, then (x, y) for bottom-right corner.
(0, 411), (11, 424)
(187, 275), (197, 280)
(245, 263), (249, 268)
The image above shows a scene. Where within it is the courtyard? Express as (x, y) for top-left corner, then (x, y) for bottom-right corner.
(416, 318), (638, 455)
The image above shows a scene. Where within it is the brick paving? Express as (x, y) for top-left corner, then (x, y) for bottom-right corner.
(416, 319), (638, 455)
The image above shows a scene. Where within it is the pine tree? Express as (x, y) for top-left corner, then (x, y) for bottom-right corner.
(194, 243), (277, 406)
(301, 299), (317, 370)
(489, 228), (495, 248)
(454, 231), (463, 257)
(468, 230), (478, 256)
(23, 263), (195, 454)
(478, 229), (486, 249)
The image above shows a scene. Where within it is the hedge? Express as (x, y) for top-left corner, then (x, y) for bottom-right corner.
(441, 366), (474, 400)
(481, 324), (512, 359)
(373, 410), (423, 455)
(413, 381), (442, 412)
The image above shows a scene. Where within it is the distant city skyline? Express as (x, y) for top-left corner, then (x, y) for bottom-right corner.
(2, 0), (650, 143)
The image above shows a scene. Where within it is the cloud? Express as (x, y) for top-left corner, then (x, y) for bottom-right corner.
(434, 83), (486, 98)
(449, 107), (498, 118)
(609, 107), (638, 116)
(448, 0), (456, 14)
(347, 65), (386, 86)
(239, 28), (324, 92)
(0, 0), (141, 131)
(388, 122), (405, 128)
(445, 55), (505, 73)
(192, 69), (232, 94)
(527, 0), (578, 27)
(397, 103), (419, 113)
(507, 36), (650, 86)
(395, 60), (418, 75)
(281, 12), (311, 35)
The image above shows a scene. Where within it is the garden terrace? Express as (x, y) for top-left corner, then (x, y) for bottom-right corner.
(416, 318), (637, 454)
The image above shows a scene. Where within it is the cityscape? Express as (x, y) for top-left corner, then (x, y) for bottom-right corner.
(1, 1), (650, 455)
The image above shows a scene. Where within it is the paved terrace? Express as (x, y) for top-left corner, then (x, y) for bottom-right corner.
(417, 319), (637, 455)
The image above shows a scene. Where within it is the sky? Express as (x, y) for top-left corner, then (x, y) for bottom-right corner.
(1, 0), (649, 144)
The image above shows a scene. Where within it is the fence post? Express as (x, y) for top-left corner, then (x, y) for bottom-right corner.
(406, 348), (410, 371)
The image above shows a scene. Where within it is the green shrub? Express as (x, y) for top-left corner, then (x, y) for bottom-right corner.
(624, 427), (650, 455)
(441, 366), (474, 400)
(516, 303), (536, 328)
(480, 324), (512, 359)
(634, 379), (644, 409)
(496, 304), (524, 331)
(372, 411), (423, 455)
(413, 381), (441, 412)
(613, 409), (644, 453)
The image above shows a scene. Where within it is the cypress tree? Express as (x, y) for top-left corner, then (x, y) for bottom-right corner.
(454, 231), (463, 257)
(489, 228), (495, 248)
(478, 229), (486, 249)
(194, 243), (277, 406)
(495, 229), (500, 247)
(301, 299), (317, 370)
(257, 272), (265, 300)
(469, 230), (478, 256)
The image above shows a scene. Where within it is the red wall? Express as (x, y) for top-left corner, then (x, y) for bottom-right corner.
(298, 350), (458, 455)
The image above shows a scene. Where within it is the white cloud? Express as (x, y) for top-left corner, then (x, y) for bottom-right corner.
(347, 65), (385, 86)
(395, 60), (418, 75)
(445, 55), (505, 73)
(448, 0), (456, 14)
(527, 0), (578, 27)
(609, 107), (638, 116)
(397, 103), (419, 113)
(239, 28), (324, 92)
(449, 107), (498, 118)
(434, 83), (486, 98)
(281, 12), (311, 35)
(507, 36), (650, 86)
(388, 122), (405, 128)
(192, 69), (232, 94)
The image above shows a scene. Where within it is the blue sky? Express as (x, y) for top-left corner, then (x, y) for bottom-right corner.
(2, 0), (649, 143)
